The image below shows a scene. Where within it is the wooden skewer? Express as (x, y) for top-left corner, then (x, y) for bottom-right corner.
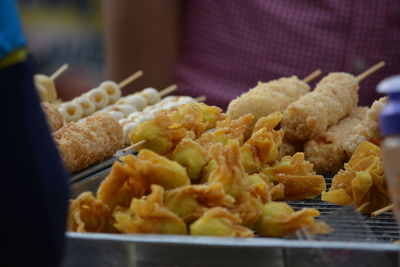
(195, 95), (206, 102)
(123, 140), (146, 153)
(303, 69), (322, 83)
(50, 64), (69, 80)
(371, 204), (393, 217)
(118, 70), (144, 89)
(356, 201), (370, 213)
(356, 61), (385, 82)
(159, 84), (177, 97)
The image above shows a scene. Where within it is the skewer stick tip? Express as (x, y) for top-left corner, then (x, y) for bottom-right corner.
(159, 84), (178, 97)
(50, 64), (69, 80)
(303, 69), (322, 83)
(123, 140), (146, 153)
(356, 61), (385, 82)
(355, 201), (370, 213)
(118, 70), (144, 89)
(371, 204), (393, 217)
(195, 95), (206, 102)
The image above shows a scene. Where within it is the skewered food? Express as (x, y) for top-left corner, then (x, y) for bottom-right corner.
(58, 102), (83, 122)
(54, 113), (124, 172)
(99, 81), (121, 104)
(73, 96), (96, 117)
(41, 102), (64, 132)
(140, 88), (160, 105)
(304, 106), (368, 174)
(86, 88), (109, 110)
(117, 94), (147, 111)
(35, 74), (58, 103)
(113, 185), (187, 234)
(343, 97), (387, 156)
(282, 73), (359, 142)
(190, 207), (254, 237)
(322, 141), (389, 213)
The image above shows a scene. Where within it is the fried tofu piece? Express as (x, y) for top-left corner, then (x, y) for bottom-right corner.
(165, 183), (235, 223)
(97, 154), (147, 210)
(254, 202), (324, 237)
(171, 138), (208, 181)
(113, 185), (187, 234)
(190, 207), (254, 237)
(138, 149), (190, 189)
(68, 192), (111, 233)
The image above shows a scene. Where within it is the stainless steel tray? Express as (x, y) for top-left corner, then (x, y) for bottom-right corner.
(63, 167), (400, 267)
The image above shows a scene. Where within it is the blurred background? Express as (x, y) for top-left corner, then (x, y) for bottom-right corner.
(19, 0), (103, 100)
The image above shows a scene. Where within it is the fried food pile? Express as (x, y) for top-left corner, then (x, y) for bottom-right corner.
(322, 141), (389, 213)
(69, 103), (328, 238)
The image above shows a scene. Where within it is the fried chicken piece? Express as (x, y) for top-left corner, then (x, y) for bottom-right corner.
(165, 183), (235, 223)
(138, 149), (190, 189)
(282, 73), (359, 141)
(227, 77), (310, 130)
(254, 201), (324, 237)
(113, 185), (187, 234)
(208, 141), (248, 198)
(190, 207), (254, 237)
(54, 113), (124, 172)
(97, 154), (147, 210)
(304, 107), (368, 174)
(322, 141), (389, 213)
(171, 138), (208, 181)
(262, 153), (326, 200)
(41, 102), (64, 132)
(68, 191), (111, 233)
(343, 97), (387, 156)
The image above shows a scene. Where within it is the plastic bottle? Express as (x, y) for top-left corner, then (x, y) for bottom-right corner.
(378, 75), (400, 224)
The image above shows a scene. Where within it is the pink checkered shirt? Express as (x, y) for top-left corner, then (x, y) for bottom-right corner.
(176, 0), (400, 109)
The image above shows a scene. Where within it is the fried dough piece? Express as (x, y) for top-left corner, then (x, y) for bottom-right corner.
(190, 207), (254, 237)
(282, 73), (358, 141)
(171, 138), (208, 181)
(138, 149), (190, 189)
(113, 185), (187, 234)
(165, 183), (235, 223)
(304, 107), (368, 174)
(41, 102), (64, 132)
(68, 191), (111, 233)
(254, 201), (323, 237)
(208, 141), (248, 198)
(343, 97), (387, 156)
(215, 114), (255, 143)
(97, 154), (147, 210)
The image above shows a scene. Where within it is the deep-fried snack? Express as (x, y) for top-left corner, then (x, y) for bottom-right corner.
(68, 191), (111, 233)
(138, 149), (190, 189)
(190, 207), (254, 237)
(207, 141), (248, 198)
(282, 73), (359, 141)
(304, 107), (368, 174)
(53, 113), (124, 172)
(113, 185), (187, 234)
(343, 97), (387, 156)
(171, 138), (208, 181)
(262, 153), (326, 200)
(227, 77), (310, 129)
(97, 154), (147, 210)
(216, 114), (255, 141)
(41, 102), (64, 132)
(165, 183), (235, 223)
(322, 141), (389, 213)
(254, 201), (324, 237)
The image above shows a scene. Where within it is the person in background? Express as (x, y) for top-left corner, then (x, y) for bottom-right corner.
(104, 0), (400, 109)
(0, 1), (69, 266)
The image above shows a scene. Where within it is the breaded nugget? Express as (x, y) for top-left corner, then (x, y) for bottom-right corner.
(41, 102), (64, 132)
(282, 73), (359, 141)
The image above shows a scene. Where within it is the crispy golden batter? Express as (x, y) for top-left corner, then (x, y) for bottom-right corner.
(216, 114), (255, 142)
(165, 183), (235, 223)
(138, 149), (190, 189)
(343, 97), (387, 156)
(171, 138), (208, 181)
(97, 154), (147, 210)
(262, 153), (326, 200)
(113, 185), (187, 234)
(68, 191), (111, 233)
(304, 107), (368, 174)
(41, 102), (64, 132)
(53, 113), (124, 172)
(322, 141), (389, 213)
(208, 141), (248, 198)
(282, 73), (358, 141)
(190, 207), (254, 237)
(255, 201), (324, 237)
